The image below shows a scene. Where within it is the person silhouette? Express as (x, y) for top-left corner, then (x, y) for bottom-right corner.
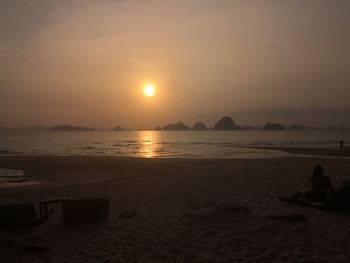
(340, 140), (344, 149)
(280, 165), (334, 204)
(304, 165), (334, 202)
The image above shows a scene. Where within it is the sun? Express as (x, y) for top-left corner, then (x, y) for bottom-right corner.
(143, 84), (155, 97)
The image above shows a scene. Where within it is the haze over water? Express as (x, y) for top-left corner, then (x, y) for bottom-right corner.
(1, 130), (349, 159)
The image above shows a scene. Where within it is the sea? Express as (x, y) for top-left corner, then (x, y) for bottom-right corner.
(1, 130), (349, 186)
(1, 130), (349, 159)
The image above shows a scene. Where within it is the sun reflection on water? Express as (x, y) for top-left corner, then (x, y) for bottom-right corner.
(137, 131), (161, 158)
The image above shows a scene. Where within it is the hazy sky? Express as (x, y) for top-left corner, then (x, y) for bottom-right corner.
(1, 0), (350, 128)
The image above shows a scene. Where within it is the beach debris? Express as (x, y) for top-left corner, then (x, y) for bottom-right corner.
(267, 214), (308, 222)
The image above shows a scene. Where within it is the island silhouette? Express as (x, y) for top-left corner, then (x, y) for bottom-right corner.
(193, 122), (207, 130)
(214, 116), (241, 130)
(50, 125), (94, 131)
(9, 116), (335, 132)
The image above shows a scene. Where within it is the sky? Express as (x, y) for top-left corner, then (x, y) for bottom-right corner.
(1, 0), (350, 129)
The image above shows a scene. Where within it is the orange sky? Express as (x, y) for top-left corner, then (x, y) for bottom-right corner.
(1, 0), (350, 128)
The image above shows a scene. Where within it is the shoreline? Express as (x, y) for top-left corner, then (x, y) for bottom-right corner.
(1, 144), (350, 161)
(243, 146), (350, 157)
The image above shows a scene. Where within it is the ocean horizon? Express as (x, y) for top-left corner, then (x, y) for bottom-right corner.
(1, 130), (349, 159)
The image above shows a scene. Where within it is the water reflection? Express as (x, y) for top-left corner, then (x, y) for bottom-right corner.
(137, 131), (162, 158)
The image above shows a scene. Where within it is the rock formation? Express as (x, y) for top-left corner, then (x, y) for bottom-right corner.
(193, 122), (207, 130)
(214, 116), (241, 130)
(50, 125), (94, 131)
(163, 122), (190, 131)
(262, 123), (286, 130)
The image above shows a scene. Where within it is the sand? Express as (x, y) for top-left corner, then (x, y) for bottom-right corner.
(0, 154), (350, 262)
(244, 146), (350, 158)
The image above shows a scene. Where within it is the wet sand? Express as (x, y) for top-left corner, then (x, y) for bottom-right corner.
(245, 146), (350, 157)
(0, 155), (350, 262)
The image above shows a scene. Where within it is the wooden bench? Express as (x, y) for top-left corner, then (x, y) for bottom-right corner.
(2, 197), (110, 227)
(39, 197), (68, 221)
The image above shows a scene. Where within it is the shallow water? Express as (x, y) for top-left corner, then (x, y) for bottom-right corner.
(0, 130), (349, 159)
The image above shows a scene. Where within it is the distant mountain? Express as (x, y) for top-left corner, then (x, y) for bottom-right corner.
(288, 124), (305, 130)
(193, 122), (207, 130)
(163, 122), (190, 131)
(262, 123), (286, 130)
(154, 126), (162, 131)
(113, 126), (123, 131)
(50, 125), (94, 131)
(214, 116), (241, 130)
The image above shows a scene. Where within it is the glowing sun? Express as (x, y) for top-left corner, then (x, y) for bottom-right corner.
(143, 84), (155, 97)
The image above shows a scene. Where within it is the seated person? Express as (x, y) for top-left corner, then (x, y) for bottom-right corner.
(281, 165), (334, 203)
(304, 165), (334, 202)
(280, 170), (350, 211)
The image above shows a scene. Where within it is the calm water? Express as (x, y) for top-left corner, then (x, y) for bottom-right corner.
(0, 130), (349, 159)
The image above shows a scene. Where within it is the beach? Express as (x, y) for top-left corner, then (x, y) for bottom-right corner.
(3, 0), (350, 261)
(1, 154), (350, 262)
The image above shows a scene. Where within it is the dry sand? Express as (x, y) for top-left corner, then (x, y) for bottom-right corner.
(0, 154), (350, 262)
